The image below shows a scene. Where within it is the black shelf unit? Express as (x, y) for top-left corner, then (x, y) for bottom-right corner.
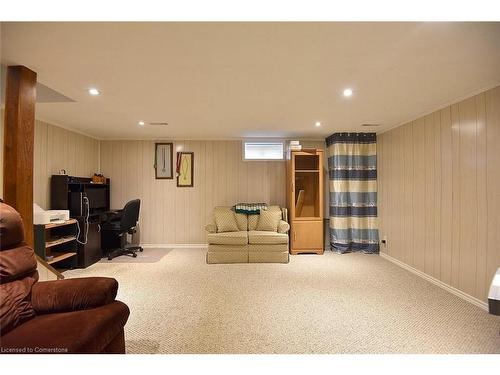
(50, 175), (111, 268)
(34, 220), (78, 270)
(51, 175), (110, 215)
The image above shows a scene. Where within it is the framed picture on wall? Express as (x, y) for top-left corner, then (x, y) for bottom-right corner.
(176, 152), (194, 187)
(154, 143), (173, 179)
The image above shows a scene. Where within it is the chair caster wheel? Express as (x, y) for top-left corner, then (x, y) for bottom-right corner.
(139, 248), (143, 252)
(108, 256), (112, 260)
(133, 253), (137, 258)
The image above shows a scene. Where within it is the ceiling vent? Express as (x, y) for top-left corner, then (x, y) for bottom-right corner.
(361, 123), (381, 127)
(148, 122), (169, 126)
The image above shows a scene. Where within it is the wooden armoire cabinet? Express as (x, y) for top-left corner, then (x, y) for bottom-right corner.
(286, 148), (324, 255)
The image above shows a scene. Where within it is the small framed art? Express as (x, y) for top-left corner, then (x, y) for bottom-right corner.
(154, 143), (173, 179)
(176, 152), (194, 187)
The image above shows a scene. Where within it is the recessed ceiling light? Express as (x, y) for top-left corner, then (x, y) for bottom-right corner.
(315, 121), (322, 127)
(88, 88), (101, 96)
(138, 121), (145, 126)
(343, 88), (353, 97)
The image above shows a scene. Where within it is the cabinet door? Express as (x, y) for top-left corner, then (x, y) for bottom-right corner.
(77, 220), (102, 268)
(291, 220), (323, 250)
(290, 150), (323, 220)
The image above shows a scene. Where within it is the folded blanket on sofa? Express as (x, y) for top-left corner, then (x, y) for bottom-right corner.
(233, 203), (268, 215)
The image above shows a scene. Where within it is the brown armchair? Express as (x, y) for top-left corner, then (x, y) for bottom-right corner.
(0, 202), (130, 353)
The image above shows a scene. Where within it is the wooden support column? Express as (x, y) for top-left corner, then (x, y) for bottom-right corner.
(3, 66), (37, 246)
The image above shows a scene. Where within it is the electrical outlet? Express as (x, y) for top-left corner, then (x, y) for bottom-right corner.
(381, 235), (387, 245)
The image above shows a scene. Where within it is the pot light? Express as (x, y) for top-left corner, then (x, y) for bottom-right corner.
(88, 88), (101, 96)
(138, 121), (145, 126)
(343, 88), (353, 97)
(315, 121), (322, 127)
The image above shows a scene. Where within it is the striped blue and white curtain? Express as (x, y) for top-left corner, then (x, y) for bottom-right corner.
(326, 133), (379, 254)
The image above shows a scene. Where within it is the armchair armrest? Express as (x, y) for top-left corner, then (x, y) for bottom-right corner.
(277, 220), (290, 234)
(205, 223), (217, 233)
(31, 277), (118, 314)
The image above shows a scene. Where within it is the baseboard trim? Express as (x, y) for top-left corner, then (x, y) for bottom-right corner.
(379, 252), (488, 311)
(141, 243), (208, 249)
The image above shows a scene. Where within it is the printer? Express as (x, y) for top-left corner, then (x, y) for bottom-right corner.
(33, 203), (70, 225)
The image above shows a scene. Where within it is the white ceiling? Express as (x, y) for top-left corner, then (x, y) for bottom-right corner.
(1, 22), (500, 140)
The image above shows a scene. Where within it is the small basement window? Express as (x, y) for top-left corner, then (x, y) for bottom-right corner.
(243, 141), (285, 160)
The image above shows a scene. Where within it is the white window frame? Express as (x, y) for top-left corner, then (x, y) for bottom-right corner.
(242, 139), (286, 161)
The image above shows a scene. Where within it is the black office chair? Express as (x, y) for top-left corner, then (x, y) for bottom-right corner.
(101, 199), (143, 260)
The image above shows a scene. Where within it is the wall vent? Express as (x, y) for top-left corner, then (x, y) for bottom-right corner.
(361, 123), (381, 127)
(148, 122), (169, 126)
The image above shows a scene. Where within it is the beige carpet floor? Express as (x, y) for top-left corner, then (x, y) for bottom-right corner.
(65, 248), (500, 354)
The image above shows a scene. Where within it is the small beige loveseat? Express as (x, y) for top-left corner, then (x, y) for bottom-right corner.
(205, 206), (290, 264)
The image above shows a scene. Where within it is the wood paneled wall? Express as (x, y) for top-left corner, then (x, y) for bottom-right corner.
(100, 140), (289, 244)
(100, 139), (326, 245)
(33, 120), (99, 209)
(0, 111), (100, 208)
(378, 85), (500, 302)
